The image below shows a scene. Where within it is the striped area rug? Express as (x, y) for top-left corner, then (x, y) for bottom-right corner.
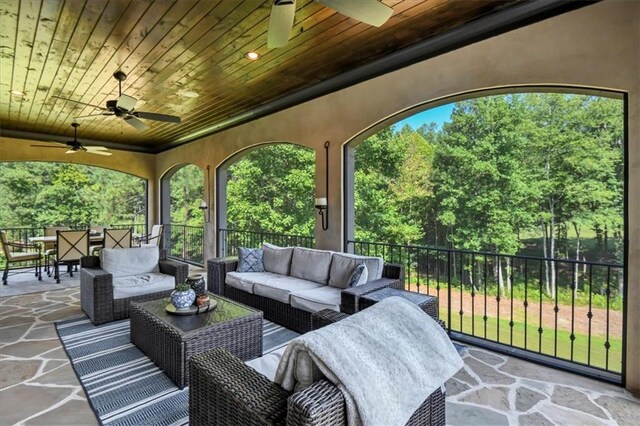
(56, 316), (299, 426)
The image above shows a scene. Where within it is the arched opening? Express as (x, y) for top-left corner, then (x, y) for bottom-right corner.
(344, 88), (627, 383)
(216, 143), (316, 256)
(0, 161), (147, 229)
(160, 164), (204, 264)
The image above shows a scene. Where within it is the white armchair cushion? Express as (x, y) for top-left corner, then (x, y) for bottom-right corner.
(263, 243), (294, 275)
(290, 247), (333, 285)
(245, 346), (287, 382)
(112, 273), (175, 299)
(328, 253), (383, 288)
(100, 246), (160, 278)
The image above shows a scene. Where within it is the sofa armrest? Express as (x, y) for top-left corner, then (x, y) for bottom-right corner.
(80, 255), (100, 268)
(287, 380), (346, 426)
(340, 278), (400, 314)
(382, 263), (404, 281)
(189, 348), (289, 426)
(80, 267), (114, 325)
(207, 257), (239, 295)
(311, 309), (350, 330)
(159, 259), (188, 285)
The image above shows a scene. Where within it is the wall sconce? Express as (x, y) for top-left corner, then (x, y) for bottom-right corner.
(315, 197), (328, 231)
(316, 141), (330, 231)
(199, 200), (209, 222)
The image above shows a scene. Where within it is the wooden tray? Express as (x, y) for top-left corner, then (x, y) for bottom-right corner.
(165, 299), (217, 316)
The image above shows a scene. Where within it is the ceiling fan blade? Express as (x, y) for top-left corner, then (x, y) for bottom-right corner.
(117, 94), (137, 112)
(319, 0), (393, 27)
(87, 150), (112, 156)
(51, 95), (109, 111)
(75, 113), (114, 119)
(267, 0), (296, 48)
(133, 111), (181, 123)
(124, 116), (149, 131)
(85, 146), (109, 151)
(31, 144), (66, 149)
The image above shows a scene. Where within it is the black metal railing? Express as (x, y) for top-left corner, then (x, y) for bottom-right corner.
(109, 223), (147, 236)
(348, 239), (624, 382)
(218, 228), (315, 257)
(164, 224), (204, 266)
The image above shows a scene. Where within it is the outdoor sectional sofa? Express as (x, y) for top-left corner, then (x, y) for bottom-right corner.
(207, 244), (403, 333)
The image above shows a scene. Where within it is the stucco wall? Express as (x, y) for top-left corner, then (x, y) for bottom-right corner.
(0, 136), (158, 225)
(156, 1), (639, 392)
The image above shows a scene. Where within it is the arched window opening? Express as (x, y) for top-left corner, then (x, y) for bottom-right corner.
(346, 90), (626, 381)
(161, 164), (204, 265)
(218, 143), (316, 255)
(0, 161), (147, 229)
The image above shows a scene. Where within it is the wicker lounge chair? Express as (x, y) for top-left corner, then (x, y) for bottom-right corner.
(189, 309), (446, 426)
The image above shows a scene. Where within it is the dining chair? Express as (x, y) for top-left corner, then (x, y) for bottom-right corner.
(136, 224), (163, 247)
(54, 230), (89, 283)
(1, 231), (41, 285)
(44, 226), (71, 276)
(103, 228), (132, 249)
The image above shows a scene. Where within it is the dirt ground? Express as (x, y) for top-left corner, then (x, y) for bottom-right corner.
(405, 284), (622, 339)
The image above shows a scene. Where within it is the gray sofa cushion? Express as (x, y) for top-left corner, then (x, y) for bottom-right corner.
(253, 275), (324, 304)
(100, 246), (160, 278)
(290, 247), (333, 285)
(245, 346), (287, 382)
(226, 271), (282, 294)
(263, 243), (294, 275)
(290, 286), (342, 313)
(328, 253), (384, 288)
(112, 273), (175, 299)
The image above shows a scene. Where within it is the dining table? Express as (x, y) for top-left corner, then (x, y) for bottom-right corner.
(28, 233), (104, 245)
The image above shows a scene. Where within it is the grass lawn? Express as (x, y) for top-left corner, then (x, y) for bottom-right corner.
(445, 312), (622, 373)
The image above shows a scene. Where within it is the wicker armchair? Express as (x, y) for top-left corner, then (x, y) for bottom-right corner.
(189, 309), (446, 426)
(80, 249), (188, 325)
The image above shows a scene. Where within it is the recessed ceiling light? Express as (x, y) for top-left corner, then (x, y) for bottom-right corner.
(10, 89), (25, 96)
(179, 90), (199, 98)
(245, 51), (260, 61)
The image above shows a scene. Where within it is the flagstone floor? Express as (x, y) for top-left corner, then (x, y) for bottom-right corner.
(1, 273), (638, 425)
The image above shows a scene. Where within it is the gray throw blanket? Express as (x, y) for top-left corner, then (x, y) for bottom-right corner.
(274, 296), (464, 426)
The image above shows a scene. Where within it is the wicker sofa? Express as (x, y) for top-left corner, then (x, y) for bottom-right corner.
(189, 309), (446, 426)
(207, 246), (403, 333)
(80, 247), (188, 325)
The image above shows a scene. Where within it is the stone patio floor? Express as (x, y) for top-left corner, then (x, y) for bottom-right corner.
(1, 270), (639, 425)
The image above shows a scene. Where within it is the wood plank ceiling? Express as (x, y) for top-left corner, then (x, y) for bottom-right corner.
(0, 0), (521, 152)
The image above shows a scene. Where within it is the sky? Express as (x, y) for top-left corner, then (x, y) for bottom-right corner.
(393, 103), (455, 131)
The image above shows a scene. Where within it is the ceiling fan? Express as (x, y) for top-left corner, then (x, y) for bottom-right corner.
(267, 0), (393, 48)
(51, 71), (181, 131)
(31, 122), (112, 156)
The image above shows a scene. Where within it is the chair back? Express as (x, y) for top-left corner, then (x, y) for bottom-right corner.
(149, 224), (163, 247)
(104, 228), (132, 249)
(0, 231), (11, 259)
(45, 226), (71, 251)
(56, 230), (90, 262)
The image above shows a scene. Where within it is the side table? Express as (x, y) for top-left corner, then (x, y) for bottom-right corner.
(359, 287), (439, 321)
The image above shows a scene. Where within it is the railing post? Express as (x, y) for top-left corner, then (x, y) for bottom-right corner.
(447, 250), (452, 334)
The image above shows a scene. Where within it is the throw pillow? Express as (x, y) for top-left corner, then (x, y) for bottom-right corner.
(237, 247), (265, 272)
(346, 263), (368, 287)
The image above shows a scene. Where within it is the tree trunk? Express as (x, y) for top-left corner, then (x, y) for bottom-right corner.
(497, 256), (505, 297)
(505, 257), (512, 292)
(542, 222), (551, 296)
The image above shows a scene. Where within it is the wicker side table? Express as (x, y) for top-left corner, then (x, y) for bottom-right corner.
(358, 287), (439, 320)
(130, 294), (263, 389)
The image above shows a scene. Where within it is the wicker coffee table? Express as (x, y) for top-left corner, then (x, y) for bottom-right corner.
(130, 293), (262, 389)
(358, 287), (439, 319)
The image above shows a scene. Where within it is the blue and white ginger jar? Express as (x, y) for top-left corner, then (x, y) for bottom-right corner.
(171, 289), (196, 309)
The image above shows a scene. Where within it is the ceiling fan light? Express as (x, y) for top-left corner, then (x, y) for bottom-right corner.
(245, 51), (260, 61)
(179, 90), (199, 98)
(10, 89), (25, 97)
